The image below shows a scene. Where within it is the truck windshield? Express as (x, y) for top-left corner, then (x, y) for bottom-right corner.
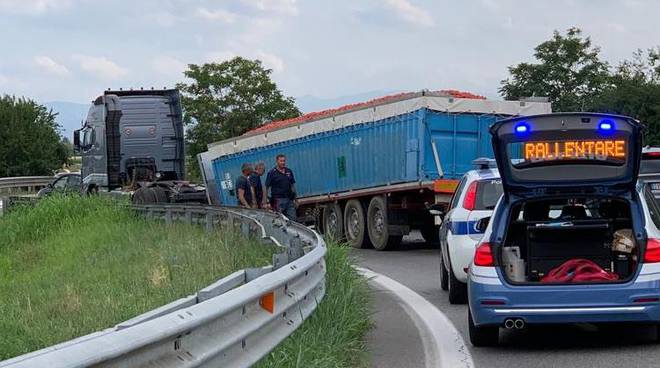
(475, 180), (503, 210)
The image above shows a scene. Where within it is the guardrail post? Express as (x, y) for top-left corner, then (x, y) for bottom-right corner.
(184, 210), (192, 225)
(165, 209), (173, 225)
(205, 212), (214, 233)
(288, 237), (304, 261)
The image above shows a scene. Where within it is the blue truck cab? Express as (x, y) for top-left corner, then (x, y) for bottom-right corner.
(466, 112), (660, 346)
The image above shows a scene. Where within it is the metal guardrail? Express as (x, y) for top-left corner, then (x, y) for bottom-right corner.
(0, 176), (52, 195)
(0, 204), (327, 368)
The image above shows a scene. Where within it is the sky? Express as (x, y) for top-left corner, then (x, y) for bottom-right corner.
(0, 0), (658, 105)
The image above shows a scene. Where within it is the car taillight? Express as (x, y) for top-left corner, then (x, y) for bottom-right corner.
(644, 238), (660, 263)
(463, 181), (478, 210)
(474, 242), (494, 267)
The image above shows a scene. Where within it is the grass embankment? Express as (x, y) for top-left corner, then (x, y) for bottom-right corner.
(0, 196), (274, 360)
(259, 244), (372, 368)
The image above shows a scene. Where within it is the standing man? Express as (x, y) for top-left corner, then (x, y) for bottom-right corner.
(265, 154), (297, 220)
(236, 163), (256, 208)
(250, 161), (269, 209)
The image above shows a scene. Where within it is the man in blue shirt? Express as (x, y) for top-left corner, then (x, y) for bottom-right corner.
(235, 163), (255, 208)
(265, 154), (297, 220)
(249, 161), (269, 209)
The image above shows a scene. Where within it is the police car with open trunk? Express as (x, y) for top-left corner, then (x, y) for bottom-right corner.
(467, 112), (660, 346)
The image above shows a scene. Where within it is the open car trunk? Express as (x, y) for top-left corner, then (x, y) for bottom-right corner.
(499, 196), (639, 285)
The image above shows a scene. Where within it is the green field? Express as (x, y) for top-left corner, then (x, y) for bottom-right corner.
(0, 197), (371, 367)
(0, 196), (275, 359)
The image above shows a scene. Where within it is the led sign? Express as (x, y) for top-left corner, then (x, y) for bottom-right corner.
(523, 139), (626, 163)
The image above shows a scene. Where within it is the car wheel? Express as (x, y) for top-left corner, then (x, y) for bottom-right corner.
(367, 196), (402, 251)
(440, 253), (449, 291)
(448, 260), (468, 304)
(468, 309), (499, 347)
(344, 199), (371, 248)
(323, 203), (344, 241)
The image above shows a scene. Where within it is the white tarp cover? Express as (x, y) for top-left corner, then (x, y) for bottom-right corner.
(205, 93), (551, 158)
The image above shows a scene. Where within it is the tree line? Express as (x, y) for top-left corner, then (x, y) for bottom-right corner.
(500, 27), (660, 144)
(2, 27), (659, 177)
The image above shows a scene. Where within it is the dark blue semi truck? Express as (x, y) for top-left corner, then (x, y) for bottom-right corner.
(74, 89), (206, 203)
(198, 91), (552, 250)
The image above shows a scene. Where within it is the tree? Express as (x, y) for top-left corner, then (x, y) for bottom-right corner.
(590, 48), (660, 145)
(176, 57), (301, 170)
(0, 95), (68, 177)
(500, 27), (610, 111)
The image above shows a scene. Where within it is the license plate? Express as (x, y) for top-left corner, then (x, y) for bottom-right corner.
(651, 183), (660, 191)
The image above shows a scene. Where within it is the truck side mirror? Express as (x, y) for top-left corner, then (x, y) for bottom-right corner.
(475, 216), (491, 232)
(428, 203), (445, 220)
(73, 130), (81, 153)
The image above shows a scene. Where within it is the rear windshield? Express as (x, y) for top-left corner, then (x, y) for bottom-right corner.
(644, 185), (660, 228)
(641, 155), (660, 174)
(475, 180), (503, 210)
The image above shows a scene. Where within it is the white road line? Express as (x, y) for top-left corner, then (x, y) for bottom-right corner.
(356, 267), (474, 368)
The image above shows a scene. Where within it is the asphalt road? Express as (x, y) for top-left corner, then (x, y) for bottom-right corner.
(353, 231), (660, 368)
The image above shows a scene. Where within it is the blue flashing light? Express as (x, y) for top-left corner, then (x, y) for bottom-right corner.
(598, 119), (615, 133)
(514, 122), (530, 135)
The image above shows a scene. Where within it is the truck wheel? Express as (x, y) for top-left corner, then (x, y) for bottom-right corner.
(448, 260), (468, 304)
(344, 199), (371, 248)
(440, 254), (449, 291)
(420, 225), (440, 244)
(367, 196), (402, 250)
(132, 187), (156, 205)
(468, 309), (499, 347)
(152, 186), (169, 203)
(323, 203), (344, 241)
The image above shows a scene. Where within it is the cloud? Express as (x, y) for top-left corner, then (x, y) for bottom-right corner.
(195, 7), (238, 23)
(34, 56), (71, 77)
(71, 54), (128, 79)
(242, 0), (299, 16)
(0, 0), (71, 15)
(256, 51), (285, 73)
(205, 51), (237, 63)
(152, 56), (187, 76)
(0, 74), (8, 85)
(203, 50), (284, 73)
(383, 0), (434, 28)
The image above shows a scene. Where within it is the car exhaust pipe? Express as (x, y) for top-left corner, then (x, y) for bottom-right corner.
(504, 318), (515, 329)
(514, 318), (525, 329)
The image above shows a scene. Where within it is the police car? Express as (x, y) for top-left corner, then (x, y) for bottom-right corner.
(639, 146), (660, 198)
(439, 158), (503, 304)
(467, 112), (660, 347)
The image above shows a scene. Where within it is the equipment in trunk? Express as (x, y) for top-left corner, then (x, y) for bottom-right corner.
(500, 197), (638, 284)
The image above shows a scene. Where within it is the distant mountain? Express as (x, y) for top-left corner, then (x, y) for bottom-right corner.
(43, 101), (90, 140)
(295, 90), (400, 113)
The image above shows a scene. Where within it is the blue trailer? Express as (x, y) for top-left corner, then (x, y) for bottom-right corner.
(200, 91), (551, 249)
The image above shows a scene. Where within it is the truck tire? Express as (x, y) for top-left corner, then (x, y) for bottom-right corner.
(367, 196), (402, 250)
(468, 309), (499, 347)
(152, 186), (169, 203)
(323, 203), (344, 241)
(132, 187), (156, 205)
(344, 199), (370, 248)
(421, 225), (440, 244)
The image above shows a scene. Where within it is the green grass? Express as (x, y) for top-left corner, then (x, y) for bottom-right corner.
(0, 196), (274, 360)
(257, 243), (372, 368)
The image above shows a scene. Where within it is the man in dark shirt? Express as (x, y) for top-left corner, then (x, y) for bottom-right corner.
(249, 161), (269, 209)
(265, 154), (297, 220)
(235, 163), (255, 208)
